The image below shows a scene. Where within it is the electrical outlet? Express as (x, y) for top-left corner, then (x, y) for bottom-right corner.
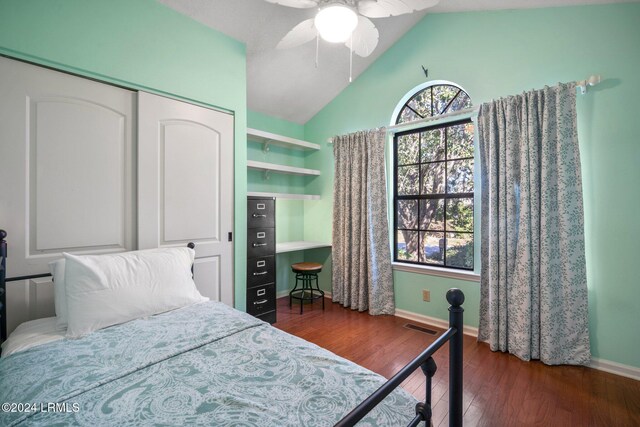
(422, 290), (430, 302)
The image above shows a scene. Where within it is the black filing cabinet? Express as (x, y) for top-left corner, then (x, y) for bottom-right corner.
(247, 197), (276, 324)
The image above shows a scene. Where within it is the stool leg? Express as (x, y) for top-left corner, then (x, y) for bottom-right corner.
(315, 273), (324, 310)
(289, 274), (297, 308)
(300, 278), (304, 314)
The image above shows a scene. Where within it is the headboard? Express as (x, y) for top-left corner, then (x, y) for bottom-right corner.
(0, 230), (55, 346)
(1, 230), (7, 343)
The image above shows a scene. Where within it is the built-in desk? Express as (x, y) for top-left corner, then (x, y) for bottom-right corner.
(276, 241), (331, 254)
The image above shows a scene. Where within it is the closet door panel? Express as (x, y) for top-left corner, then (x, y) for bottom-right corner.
(163, 122), (220, 243)
(34, 99), (126, 250)
(138, 92), (234, 306)
(0, 56), (136, 279)
(193, 256), (221, 301)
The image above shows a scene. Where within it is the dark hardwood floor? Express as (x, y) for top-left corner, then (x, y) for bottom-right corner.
(273, 296), (640, 427)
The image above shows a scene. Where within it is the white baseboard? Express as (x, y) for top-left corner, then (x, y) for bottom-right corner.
(589, 357), (640, 381)
(395, 308), (640, 381)
(281, 290), (640, 381)
(394, 308), (479, 337)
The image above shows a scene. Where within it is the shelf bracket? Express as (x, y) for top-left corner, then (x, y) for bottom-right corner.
(262, 140), (272, 154)
(263, 170), (271, 180)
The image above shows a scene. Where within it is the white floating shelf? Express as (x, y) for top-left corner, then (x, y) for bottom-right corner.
(276, 241), (332, 254)
(247, 160), (320, 177)
(247, 191), (321, 200)
(247, 128), (320, 151)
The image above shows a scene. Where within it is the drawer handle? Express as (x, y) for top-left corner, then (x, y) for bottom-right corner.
(254, 299), (268, 305)
(253, 271), (268, 276)
(252, 214), (267, 218)
(252, 243), (267, 247)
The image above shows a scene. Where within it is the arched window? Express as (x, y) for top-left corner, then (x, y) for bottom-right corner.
(396, 83), (472, 124)
(393, 82), (474, 270)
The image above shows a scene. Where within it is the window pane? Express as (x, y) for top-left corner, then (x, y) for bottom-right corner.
(420, 163), (445, 195)
(419, 199), (444, 230)
(432, 85), (460, 115)
(397, 200), (418, 230)
(397, 107), (422, 124)
(397, 231), (418, 262)
(408, 89), (433, 118)
(446, 198), (473, 232)
(449, 92), (472, 113)
(420, 231), (444, 265)
(397, 165), (419, 195)
(397, 133), (419, 165)
(447, 123), (474, 159)
(445, 232), (473, 269)
(421, 129), (445, 162)
(447, 159), (474, 193)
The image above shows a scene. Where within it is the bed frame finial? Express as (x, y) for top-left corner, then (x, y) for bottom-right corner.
(446, 288), (465, 308)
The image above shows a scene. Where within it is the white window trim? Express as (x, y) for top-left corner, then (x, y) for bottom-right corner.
(392, 262), (480, 282)
(388, 80), (481, 276)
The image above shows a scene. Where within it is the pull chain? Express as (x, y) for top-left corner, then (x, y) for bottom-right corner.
(349, 34), (353, 83)
(315, 32), (319, 68)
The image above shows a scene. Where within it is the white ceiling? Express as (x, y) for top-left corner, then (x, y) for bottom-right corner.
(159, 0), (635, 124)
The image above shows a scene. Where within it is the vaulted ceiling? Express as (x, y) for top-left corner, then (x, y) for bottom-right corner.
(159, 0), (634, 124)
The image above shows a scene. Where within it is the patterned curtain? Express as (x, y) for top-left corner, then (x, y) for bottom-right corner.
(477, 83), (591, 365)
(332, 129), (395, 315)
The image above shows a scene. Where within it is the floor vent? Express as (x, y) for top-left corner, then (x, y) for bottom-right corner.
(404, 323), (438, 335)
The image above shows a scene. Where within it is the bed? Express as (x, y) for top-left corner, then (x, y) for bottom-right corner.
(0, 231), (464, 426)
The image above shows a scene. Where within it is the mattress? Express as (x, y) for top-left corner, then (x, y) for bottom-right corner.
(0, 317), (64, 358)
(0, 301), (417, 426)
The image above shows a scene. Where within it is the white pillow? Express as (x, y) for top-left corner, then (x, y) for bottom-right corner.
(63, 247), (207, 338)
(48, 259), (68, 331)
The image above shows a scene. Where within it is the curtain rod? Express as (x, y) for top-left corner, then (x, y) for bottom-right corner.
(327, 75), (601, 143)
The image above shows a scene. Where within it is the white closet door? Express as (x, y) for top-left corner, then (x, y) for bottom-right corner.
(0, 57), (136, 332)
(0, 57), (136, 270)
(137, 92), (234, 306)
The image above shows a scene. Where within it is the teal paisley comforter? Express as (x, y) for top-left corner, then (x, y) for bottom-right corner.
(0, 302), (417, 426)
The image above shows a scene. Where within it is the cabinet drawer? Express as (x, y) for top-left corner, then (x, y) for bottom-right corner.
(247, 283), (276, 316)
(247, 255), (275, 288)
(247, 227), (275, 258)
(247, 198), (275, 228)
(256, 310), (276, 324)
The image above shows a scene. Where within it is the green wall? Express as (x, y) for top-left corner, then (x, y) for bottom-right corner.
(304, 3), (640, 368)
(247, 110), (312, 295)
(0, 0), (249, 310)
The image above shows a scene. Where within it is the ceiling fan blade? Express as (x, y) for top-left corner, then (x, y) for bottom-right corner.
(357, 0), (440, 18)
(345, 16), (379, 58)
(264, 0), (318, 8)
(277, 19), (317, 50)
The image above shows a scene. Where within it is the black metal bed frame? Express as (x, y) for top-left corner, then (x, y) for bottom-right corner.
(0, 230), (465, 426)
(335, 288), (465, 427)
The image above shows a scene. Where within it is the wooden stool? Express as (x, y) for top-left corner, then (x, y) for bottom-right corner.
(289, 262), (324, 314)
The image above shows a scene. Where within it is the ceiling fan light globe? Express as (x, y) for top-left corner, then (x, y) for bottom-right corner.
(314, 4), (358, 43)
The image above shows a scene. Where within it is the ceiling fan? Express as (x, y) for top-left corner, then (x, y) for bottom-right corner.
(266, 0), (441, 58)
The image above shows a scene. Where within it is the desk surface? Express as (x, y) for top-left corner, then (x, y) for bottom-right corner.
(276, 241), (332, 254)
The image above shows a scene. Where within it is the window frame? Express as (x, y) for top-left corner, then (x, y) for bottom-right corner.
(391, 81), (476, 272)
